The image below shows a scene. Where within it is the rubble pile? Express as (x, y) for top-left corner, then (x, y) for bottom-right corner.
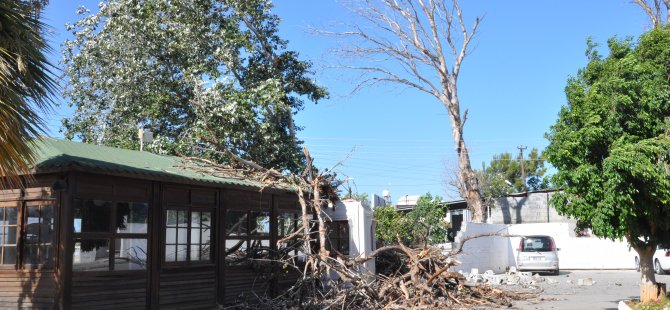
(461, 268), (558, 286)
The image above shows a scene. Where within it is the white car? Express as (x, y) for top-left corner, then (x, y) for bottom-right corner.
(635, 247), (670, 274)
(516, 235), (560, 275)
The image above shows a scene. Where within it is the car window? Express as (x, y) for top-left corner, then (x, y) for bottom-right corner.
(521, 237), (552, 252)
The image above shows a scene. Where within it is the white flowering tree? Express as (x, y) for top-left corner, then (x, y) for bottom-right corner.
(62, 0), (327, 173)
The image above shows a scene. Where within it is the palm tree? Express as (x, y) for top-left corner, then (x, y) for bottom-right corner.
(0, 0), (55, 189)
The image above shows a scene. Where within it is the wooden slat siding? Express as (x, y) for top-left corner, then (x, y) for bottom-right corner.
(23, 187), (53, 200)
(159, 268), (216, 309)
(75, 174), (152, 202)
(223, 267), (273, 305)
(223, 191), (271, 210)
(0, 271), (57, 309)
(277, 269), (301, 286)
(0, 189), (21, 201)
(71, 272), (147, 310)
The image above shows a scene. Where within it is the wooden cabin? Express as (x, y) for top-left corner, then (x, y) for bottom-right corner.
(0, 138), (303, 309)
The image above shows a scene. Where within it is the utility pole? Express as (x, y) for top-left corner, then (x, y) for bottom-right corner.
(517, 145), (527, 192)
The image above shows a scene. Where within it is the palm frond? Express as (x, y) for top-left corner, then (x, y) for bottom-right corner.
(0, 0), (56, 189)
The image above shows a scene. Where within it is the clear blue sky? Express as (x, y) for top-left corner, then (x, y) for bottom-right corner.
(41, 1), (652, 202)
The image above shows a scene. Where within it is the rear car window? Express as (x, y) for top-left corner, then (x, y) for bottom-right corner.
(521, 236), (552, 252)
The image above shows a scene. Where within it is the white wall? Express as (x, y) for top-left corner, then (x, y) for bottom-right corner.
(453, 222), (636, 272)
(324, 199), (376, 274)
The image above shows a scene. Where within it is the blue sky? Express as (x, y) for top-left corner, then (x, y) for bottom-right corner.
(41, 1), (652, 202)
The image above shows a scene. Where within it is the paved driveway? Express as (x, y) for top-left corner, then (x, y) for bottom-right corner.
(511, 270), (670, 310)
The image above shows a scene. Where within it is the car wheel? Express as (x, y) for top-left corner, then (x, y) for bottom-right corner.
(635, 257), (640, 272)
(655, 259), (665, 275)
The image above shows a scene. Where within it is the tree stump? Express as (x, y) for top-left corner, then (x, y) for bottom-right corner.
(641, 282), (666, 302)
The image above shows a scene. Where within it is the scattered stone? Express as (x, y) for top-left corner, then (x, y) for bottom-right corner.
(577, 278), (594, 286)
(460, 268), (554, 287)
(508, 266), (517, 274)
(567, 279), (573, 284)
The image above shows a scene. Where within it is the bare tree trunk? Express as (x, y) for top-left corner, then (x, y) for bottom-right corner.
(312, 177), (331, 259)
(635, 245), (664, 302)
(330, 0), (485, 223)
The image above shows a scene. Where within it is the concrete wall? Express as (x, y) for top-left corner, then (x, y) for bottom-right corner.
(489, 191), (571, 224)
(452, 222), (636, 273)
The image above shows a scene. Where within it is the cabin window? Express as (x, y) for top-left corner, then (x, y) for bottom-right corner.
(0, 204), (18, 265)
(0, 201), (55, 268)
(278, 212), (299, 237)
(73, 200), (149, 271)
(277, 212), (303, 258)
(23, 202), (55, 267)
(224, 210), (271, 267)
(164, 209), (212, 263)
(326, 221), (350, 256)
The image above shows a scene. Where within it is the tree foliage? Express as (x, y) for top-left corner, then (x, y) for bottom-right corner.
(476, 148), (549, 200)
(374, 194), (447, 246)
(0, 0), (55, 189)
(62, 0), (327, 173)
(545, 27), (670, 290)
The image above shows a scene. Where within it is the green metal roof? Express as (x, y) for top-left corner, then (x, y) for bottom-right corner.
(32, 137), (263, 188)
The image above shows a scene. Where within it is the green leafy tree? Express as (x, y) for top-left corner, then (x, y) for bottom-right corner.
(373, 205), (406, 246)
(62, 0), (327, 173)
(0, 0), (55, 189)
(342, 191), (370, 205)
(374, 194), (447, 246)
(476, 148), (550, 200)
(545, 28), (670, 301)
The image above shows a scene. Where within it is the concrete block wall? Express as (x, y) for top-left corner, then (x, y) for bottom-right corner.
(488, 191), (575, 232)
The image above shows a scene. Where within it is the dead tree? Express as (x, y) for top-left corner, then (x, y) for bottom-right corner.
(633, 0), (670, 27)
(328, 0), (485, 222)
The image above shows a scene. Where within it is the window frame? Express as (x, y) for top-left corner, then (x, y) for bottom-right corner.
(162, 205), (215, 267)
(0, 199), (57, 270)
(223, 208), (272, 267)
(72, 199), (149, 272)
(22, 201), (56, 269)
(326, 220), (350, 257)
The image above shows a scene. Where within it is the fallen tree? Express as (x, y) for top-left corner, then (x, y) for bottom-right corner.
(180, 140), (534, 309)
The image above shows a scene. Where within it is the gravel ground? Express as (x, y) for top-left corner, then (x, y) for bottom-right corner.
(502, 269), (670, 310)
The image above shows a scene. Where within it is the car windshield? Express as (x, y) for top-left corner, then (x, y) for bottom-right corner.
(521, 236), (552, 252)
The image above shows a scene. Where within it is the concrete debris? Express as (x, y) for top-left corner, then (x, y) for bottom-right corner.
(577, 278), (595, 286)
(461, 270), (556, 286)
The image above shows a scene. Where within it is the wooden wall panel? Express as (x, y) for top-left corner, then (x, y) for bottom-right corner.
(75, 175), (151, 202)
(0, 271), (57, 309)
(223, 267), (273, 305)
(223, 191), (271, 210)
(71, 272), (147, 310)
(159, 268), (216, 309)
(191, 190), (216, 206)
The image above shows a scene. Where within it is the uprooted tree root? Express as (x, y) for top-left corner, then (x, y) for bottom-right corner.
(221, 243), (538, 309)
